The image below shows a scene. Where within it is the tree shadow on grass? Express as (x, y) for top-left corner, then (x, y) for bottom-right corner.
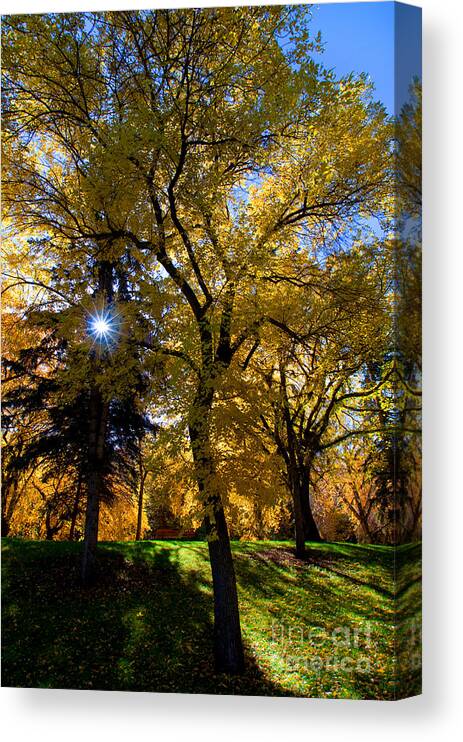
(1, 540), (288, 696)
(242, 542), (421, 598)
(233, 542), (421, 699)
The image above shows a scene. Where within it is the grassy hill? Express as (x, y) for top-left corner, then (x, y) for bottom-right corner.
(1, 538), (421, 699)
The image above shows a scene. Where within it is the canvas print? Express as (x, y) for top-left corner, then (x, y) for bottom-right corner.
(1, 2), (422, 699)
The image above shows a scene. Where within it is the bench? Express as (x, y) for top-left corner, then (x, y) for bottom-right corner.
(154, 528), (197, 540)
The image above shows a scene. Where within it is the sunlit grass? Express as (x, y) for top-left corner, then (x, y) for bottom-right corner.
(1, 537), (421, 699)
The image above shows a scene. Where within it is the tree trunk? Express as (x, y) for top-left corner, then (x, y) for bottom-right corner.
(45, 508), (54, 540)
(1, 515), (10, 537)
(69, 473), (82, 541)
(298, 466), (322, 542)
(358, 511), (374, 543)
(253, 500), (265, 540)
(81, 261), (112, 584)
(292, 477), (307, 558)
(189, 383), (244, 674)
(81, 388), (108, 584)
(206, 503), (245, 674)
(286, 464), (321, 557)
(2, 477), (20, 537)
(135, 465), (146, 541)
(81, 470), (101, 582)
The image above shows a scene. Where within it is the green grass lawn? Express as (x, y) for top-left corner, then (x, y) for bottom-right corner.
(1, 537), (421, 699)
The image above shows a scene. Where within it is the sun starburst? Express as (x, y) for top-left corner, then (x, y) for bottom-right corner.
(87, 308), (119, 348)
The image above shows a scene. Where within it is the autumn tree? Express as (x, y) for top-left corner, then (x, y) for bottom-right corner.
(2, 7), (389, 671)
(229, 239), (388, 554)
(1, 253), (153, 563)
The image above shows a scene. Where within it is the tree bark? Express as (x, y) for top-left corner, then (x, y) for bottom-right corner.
(189, 381), (244, 674)
(298, 465), (322, 542)
(206, 503), (245, 674)
(81, 470), (101, 582)
(81, 261), (112, 583)
(45, 508), (54, 540)
(81, 387), (108, 584)
(2, 477), (21, 537)
(135, 456), (146, 541)
(1, 515), (10, 538)
(286, 463), (321, 556)
(292, 475), (307, 558)
(69, 473), (82, 541)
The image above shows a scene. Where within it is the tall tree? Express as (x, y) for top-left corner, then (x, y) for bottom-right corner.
(1, 255), (152, 578)
(2, 8), (389, 671)
(242, 244), (389, 555)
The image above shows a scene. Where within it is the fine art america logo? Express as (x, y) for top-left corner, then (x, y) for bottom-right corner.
(270, 619), (421, 675)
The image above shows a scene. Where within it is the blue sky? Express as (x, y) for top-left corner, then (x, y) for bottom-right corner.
(310, 2), (422, 113)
